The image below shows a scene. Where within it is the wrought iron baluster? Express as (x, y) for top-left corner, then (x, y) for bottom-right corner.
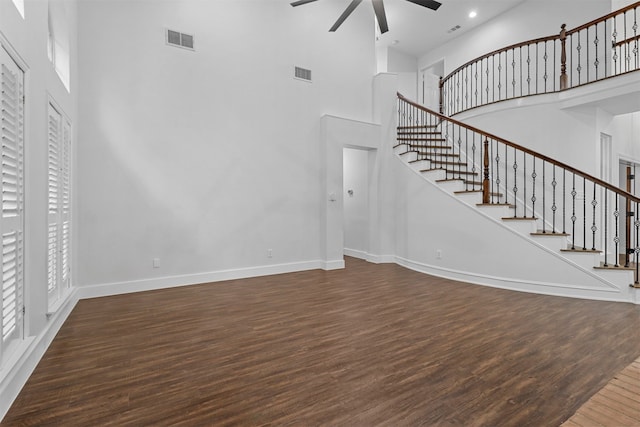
(511, 49), (516, 98)
(613, 17), (618, 75)
(615, 195), (620, 267)
(591, 182), (597, 251)
(512, 147), (518, 212)
(523, 152), (527, 218)
(503, 144), (508, 204)
(583, 178), (587, 250)
(542, 161), (546, 233)
(544, 41), (549, 93)
(551, 166), (557, 233)
(594, 23), (599, 80)
(604, 189), (608, 266)
(532, 159), (537, 219)
(635, 200), (639, 285)
(586, 28), (590, 82)
(571, 174), (577, 249)
(535, 42), (539, 94)
(562, 169), (566, 234)
(577, 33), (582, 85)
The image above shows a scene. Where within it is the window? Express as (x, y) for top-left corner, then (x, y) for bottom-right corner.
(0, 47), (25, 367)
(11, 0), (24, 18)
(47, 102), (72, 309)
(48, 0), (70, 91)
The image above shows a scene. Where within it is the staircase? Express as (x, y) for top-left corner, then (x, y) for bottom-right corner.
(395, 93), (640, 304)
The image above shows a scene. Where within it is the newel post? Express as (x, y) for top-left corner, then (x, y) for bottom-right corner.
(438, 77), (444, 115)
(559, 23), (568, 90)
(482, 139), (490, 204)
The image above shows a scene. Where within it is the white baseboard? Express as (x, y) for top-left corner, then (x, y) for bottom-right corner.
(0, 289), (79, 421)
(343, 248), (367, 259)
(77, 260), (330, 299)
(395, 256), (633, 304)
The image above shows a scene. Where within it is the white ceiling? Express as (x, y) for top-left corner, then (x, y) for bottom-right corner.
(372, 0), (527, 57)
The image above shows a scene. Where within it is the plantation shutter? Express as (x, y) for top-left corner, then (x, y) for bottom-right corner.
(60, 119), (71, 289)
(47, 104), (60, 301)
(47, 103), (71, 307)
(0, 47), (25, 365)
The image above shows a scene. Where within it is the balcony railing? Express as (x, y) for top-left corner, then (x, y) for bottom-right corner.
(440, 2), (640, 116)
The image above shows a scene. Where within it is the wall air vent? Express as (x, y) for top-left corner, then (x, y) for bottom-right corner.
(166, 29), (195, 50)
(447, 25), (461, 34)
(294, 66), (312, 82)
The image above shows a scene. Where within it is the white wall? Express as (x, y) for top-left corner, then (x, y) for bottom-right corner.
(419, 0), (612, 76)
(76, 0), (376, 288)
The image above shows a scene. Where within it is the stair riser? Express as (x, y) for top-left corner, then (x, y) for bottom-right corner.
(437, 181), (465, 193)
(501, 220), (538, 234)
(530, 235), (571, 252)
(476, 205), (513, 220)
(560, 251), (602, 269)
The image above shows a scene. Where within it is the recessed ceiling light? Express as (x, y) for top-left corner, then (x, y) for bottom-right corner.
(469, 10), (477, 18)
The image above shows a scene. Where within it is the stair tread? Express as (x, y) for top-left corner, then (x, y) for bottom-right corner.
(397, 125), (438, 130)
(397, 131), (442, 135)
(398, 137), (447, 141)
(409, 145), (453, 150)
(594, 263), (635, 270)
(560, 248), (602, 253)
(501, 216), (538, 221)
(456, 192), (503, 196)
(476, 202), (514, 207)
(435, 178), (464, 183)
(530, 231), (569, 236)
(430, 160), (467, 166)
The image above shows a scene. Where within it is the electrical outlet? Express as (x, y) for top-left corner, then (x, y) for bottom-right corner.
(267, 249), (273, 258)
(153, 258), (160, 268)
(436, 250), (442, 260)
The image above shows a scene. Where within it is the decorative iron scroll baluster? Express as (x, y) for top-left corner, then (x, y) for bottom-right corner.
(604, 190), (608, 267)
(571, 174), (577, 249)
(583, 178), (587, 250)
(615, 195), (620, 267)
(483, 139), (490, 204)
(551, 166), (557, 233)
(523, 152), (527, 218)
(513, 148), (518, 211)
(532, 159), (537, 220)
(591, 182), (597, 251)
(633, 202), (640, 287)
(503, 144), (507, 204)
(542, 161), (546, 233)
(562, 170), (566, 233)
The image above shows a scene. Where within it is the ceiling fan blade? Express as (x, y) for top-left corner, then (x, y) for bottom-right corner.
(371, 0), (389, 34)
(290, 0), (319, 7)
(329, 0), (363, 32)
(405, 0), (442, 11)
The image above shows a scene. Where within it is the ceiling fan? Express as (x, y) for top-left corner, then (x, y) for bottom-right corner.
(290, 0), (442, 34)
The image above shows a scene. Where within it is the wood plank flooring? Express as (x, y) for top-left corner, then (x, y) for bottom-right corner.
(3, 257), (640, 426)
(562, 357), (640, 426)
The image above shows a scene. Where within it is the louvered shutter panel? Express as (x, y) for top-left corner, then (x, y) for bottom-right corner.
(60, 120), (71, 289)
(47, 105), (72, 306)
(47, 104), (60, 300)
(0, 47), (24, 364)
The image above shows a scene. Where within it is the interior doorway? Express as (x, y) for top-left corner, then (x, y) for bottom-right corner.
(343, 147), (371, 259)
(420, 60), (444, 110)
(618, 159), (639, 263)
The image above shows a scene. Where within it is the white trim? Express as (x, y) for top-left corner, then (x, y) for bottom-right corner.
(344, 248), (367, 260)
(0, 289), (78, 421)
(395, 256), (634, 303)
(322, 259), (345, 270)
(77, 260), (329, 300)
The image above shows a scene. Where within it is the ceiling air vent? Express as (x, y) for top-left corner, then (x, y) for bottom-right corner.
(294, 66), (312, 82)
(447, 25), (461, 34)
(166, 29), (195, 50)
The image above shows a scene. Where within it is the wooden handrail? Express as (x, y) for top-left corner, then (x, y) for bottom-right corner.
(397, 92), (640, 204)
(443, 1), (640, 83)
(566, 1), (640, 35)
(440, 1), (640, 115)
(444, 34), (559, 81)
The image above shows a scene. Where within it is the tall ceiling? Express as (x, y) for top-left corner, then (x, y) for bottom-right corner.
(375, 0), (527, 56)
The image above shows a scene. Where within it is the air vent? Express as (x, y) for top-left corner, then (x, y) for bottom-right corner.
(447, 25), (461, 34)
(294, 66), (312, 82)
(166, 29), (195, 50)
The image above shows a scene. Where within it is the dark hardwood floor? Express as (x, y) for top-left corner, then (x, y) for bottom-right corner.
(3, 257), (640, 426)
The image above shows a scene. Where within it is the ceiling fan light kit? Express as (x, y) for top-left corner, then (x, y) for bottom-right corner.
(291, 0), (442, 34)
